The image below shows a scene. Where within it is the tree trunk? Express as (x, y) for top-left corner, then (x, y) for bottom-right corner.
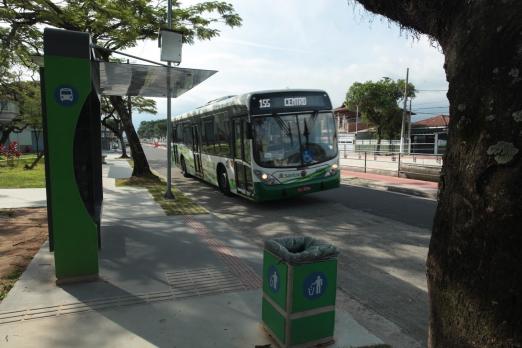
(0, 128), (12, 145)
(352, 1), (522, 347)
(109, 95), (155, 177)
(376, 129), (382, 153)
(34, 130), (40, 153)
(426, 6), (522, 348)
(118, 132), (129, 159)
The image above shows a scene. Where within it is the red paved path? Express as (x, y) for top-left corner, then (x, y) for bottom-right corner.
(341, 170), (439, 189)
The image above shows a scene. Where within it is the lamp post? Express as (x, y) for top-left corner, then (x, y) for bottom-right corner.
(399, 68), (409, 154)
(164, 0), (175, 199)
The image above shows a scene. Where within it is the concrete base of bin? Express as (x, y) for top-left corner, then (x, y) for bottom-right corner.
(263, 324), (334, 348)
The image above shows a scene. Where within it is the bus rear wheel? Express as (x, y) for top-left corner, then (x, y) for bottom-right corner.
(218, 167), (231, 196)
(180, 157), (190, 178)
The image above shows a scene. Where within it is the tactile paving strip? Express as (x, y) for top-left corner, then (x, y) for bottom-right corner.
(165, 266), (250, 297)
(183, 217), (262, 290)
(0, 290), (173, 325)
(0, 217), (263, 326)
(0, 266), (255, 325)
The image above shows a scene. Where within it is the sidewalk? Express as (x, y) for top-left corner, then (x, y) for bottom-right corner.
(0, 154), (383, 347)
(0, 188), (46, 208)
(342, 169), (439, 200)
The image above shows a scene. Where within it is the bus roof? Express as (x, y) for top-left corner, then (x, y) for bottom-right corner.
(173, 89), (329, 121)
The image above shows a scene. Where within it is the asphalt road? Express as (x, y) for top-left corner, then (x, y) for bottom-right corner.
(143, 145), (437, 347)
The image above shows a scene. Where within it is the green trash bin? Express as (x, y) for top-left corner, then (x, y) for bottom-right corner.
(262, 236), (339, 348)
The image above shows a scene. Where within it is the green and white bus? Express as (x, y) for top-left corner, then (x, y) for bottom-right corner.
(171, 90), (340, 201)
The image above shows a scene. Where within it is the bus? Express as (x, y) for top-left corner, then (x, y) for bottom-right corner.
(171, 89), (340, 201)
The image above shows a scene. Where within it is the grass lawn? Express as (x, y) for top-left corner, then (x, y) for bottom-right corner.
(0, 157), (45, 188)
(0, 268), (23, 301)
(116, 176), (208, 215)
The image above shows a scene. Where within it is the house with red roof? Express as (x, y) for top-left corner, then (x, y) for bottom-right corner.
(333, 103), (371, 134)
(411, 115), (449, 154)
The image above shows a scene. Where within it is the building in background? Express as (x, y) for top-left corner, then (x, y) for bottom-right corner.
(101, 125), (116, 151)
(0, 101), (19, 124)
(6, 128), (44, 153)
(410, 114), (449, 154)
(333, 103), (371, 135)
(1, 100), (43, 152)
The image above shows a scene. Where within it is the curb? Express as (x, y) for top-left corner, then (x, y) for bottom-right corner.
(341, 178), (437, 201)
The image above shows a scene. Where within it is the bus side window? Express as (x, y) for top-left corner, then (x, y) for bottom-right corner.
(216, 113), (231, 157)
(183, 125), (192, 147)
(176, 125), (183, 142)
(203, 118), (215, 155)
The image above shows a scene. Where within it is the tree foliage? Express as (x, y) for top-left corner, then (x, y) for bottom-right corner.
(0, 0), (242, 176)
(345, 78), (415, 141)
(138, 119), (167, 139)
(101, 96), (157, 157)
(0, 80), (42, 146)
(1, 0), (242, 52)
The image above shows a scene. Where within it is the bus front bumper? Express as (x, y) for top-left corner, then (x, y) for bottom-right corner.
(253, 173), (340, 202)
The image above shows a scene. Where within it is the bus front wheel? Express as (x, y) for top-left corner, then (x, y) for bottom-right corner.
(180, 157), (190, 178)
(218, 166), (231, 196)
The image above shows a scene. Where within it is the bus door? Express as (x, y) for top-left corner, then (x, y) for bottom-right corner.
(233, 117), (253, 195)
(192, 124), (203, 177)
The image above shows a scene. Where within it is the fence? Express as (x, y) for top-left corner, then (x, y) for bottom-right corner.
(339, 147), (443, 180)
(345, 139), (447, 155)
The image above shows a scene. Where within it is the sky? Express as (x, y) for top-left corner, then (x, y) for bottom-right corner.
(125, 0), (450, 128)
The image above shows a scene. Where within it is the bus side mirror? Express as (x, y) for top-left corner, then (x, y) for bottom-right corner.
(245, 122), (253, 139)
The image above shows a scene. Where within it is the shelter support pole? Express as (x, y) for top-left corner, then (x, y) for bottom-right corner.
(164, 0), (175, 200)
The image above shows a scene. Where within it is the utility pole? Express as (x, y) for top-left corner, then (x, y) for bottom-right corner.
(399, 68), (409, 154)
(408, 98), (412, 154)
(164, 0), (175, 199)
(355, 105), (359, 135)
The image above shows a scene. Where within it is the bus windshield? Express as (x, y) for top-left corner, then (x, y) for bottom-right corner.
(253, 112), (337, 168)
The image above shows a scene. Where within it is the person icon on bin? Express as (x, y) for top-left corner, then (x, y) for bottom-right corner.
(308, 274), (324, 296)
(269, 270), (278, 290)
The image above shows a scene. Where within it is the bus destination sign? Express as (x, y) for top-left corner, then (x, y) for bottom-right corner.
(250, 92), (332, 115)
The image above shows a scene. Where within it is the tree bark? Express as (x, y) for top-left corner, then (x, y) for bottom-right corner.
(109, 95), (155, 177)
(101, 115), (129, 159)
(118, 132), (129, 159)
(376, 128), (383, 153)
(355, 1), (522, 347)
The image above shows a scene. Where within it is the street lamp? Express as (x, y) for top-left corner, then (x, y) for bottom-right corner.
(159, 0), (183, 200)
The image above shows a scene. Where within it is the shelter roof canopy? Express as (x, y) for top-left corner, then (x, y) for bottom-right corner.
(96, 62), (216, 98)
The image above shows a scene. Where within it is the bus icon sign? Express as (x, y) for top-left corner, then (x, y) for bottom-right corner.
(54, 85), (77, 106)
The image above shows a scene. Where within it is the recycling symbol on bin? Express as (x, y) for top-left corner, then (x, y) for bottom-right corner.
(268, 265), (280, 293)
(303, 272), (327, 299)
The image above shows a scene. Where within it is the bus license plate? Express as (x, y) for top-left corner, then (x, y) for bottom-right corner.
(297, 186), (311, 193)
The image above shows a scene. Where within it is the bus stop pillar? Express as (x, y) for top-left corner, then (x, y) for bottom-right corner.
(42, 28), (102, 284)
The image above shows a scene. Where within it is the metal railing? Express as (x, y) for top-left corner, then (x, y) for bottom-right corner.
(339, 146), (443, 179)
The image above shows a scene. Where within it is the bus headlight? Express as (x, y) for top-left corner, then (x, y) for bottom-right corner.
(254, 170), (280, 185)
(324, 163), (339, 177)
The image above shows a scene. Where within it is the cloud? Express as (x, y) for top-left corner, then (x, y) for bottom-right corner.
(129, 1), (448, 126)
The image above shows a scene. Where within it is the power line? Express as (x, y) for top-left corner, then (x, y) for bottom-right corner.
(412, 101), (450, 106)
(413, 111), (449, 115)
(413, 106), (449, 110)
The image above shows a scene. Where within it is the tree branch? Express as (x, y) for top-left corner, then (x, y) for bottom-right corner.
(354, 0), (465, 42)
